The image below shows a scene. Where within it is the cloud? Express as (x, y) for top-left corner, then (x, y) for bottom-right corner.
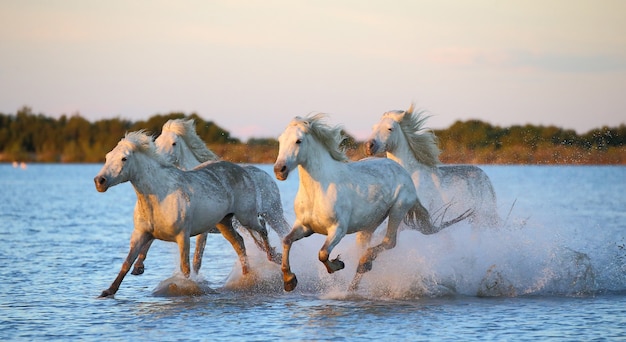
(428, 47), (509, 68)
(429, 47), (626, 73)
(509, 51), (626, 73)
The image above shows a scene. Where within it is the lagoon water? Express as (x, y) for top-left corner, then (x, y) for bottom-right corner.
(1, 163), (625, 340)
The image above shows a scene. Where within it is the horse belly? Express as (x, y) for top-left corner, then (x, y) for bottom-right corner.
(188, 201), (231, 236)
(294, 196), (339, 236)
(346, 203), (391, 234)
(295, 188), (388, 236)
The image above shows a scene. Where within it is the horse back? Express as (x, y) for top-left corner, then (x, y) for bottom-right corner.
(353, 157), (415, 184)
(348, 158), (418, 212)
(438, 164), (497, 215)
(438, 165), (494, 194)
(193, 160), (258, 213)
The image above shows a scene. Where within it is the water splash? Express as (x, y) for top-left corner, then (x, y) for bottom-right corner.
(226, 210), (625, 299)
(152, 274), (217, 297)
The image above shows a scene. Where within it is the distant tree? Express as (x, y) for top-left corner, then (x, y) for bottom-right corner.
(0, 107), (623, 164)
(247, 138), (278, 147)
(440, 119), (501, 150)
(188, 113), (240, 144)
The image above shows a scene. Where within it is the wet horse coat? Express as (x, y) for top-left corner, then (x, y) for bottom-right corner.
(366, 104), (500, 227)
(273, 114), (471, 291)
(94, 131), (277, 297)
(130, 118), (289, 276)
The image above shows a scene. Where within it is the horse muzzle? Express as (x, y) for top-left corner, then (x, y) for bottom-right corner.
(364, 140), (379, 156)
(94, 175), (109, 192)
(273, 163), (289, 181)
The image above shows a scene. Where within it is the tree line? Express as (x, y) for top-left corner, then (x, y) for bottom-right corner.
(0, 106), (624, 164)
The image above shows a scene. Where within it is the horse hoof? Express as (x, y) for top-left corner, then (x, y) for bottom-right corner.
(131, 266), (144, 275)
(98, 289), (114, 298)
(337, 259), (345, 270)
(284, 274), (298, 292)
(330, 258), (345, 272)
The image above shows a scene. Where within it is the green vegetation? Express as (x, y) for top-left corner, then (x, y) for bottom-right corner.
(434, 120), (625, 164)
(0, 106), (624, 164)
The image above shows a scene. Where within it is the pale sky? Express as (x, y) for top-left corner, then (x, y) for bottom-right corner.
(1, 0), (625, 141)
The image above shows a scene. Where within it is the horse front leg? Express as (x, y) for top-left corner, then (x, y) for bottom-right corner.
(192, 233), (207, 274)
(99, 231), (152, 298)
(281, 223), (313, 292)
(319, 225), (347, 274)
(176, 233), (192, 277)
(131, 239), (154, 275)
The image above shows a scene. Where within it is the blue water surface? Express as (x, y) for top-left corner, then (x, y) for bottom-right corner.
(1, 164), (625, 341)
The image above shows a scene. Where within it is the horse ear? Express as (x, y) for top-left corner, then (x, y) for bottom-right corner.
(406, 103), (415, 115)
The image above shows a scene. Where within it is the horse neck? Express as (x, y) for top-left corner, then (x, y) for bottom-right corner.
(177, 144), (202, 170)
(130, 153), (178, 198)
(386, 134), (436, 177)
(297, 142), (343, 190)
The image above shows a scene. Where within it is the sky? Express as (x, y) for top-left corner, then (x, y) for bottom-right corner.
(1, 0), (625, 141)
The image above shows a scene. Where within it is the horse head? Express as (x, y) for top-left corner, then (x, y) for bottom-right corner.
(155, 129), (183, 167)
(365, 104), (440, 168)
(274, 113), (347, 181)
(274, 119), (307, 181)
(365, 110), (405, 156)
(94, 131), (156, 192)
(156, 119), (219, 170)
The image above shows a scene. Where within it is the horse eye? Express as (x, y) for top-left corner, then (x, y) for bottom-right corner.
(296, 139), (302, 144)
(172, 142), (177, 146)
(388, 127), (394, 132)
(121, 157), (127, 162)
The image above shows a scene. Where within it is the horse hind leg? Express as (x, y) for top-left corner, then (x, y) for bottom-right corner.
(215, 216), (250, 275)
(262, 193), (292, 238)
(263, 209), (292, 239)
(242, 216), (282, 265)
(349, 243), (393, 291)
(349, 214), (401, 291)
(247, 229), (282, 265)
(192, 233), (208, 274)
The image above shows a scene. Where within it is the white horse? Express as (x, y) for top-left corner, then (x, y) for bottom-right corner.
(94, 131), (279, 298)
(365, 104), (500, 227)
(273, 114), (471, 291)
(129, 118), (290, 276)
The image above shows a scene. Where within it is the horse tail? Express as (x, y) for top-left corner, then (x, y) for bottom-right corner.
(404, 200), (439, 235)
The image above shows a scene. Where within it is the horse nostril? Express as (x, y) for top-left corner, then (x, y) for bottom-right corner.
(95, 176), (106, 185)
(280, 165), (286, 172)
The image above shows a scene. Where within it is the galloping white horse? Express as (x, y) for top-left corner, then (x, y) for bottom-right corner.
(94, 131), (279, 298)
(365, 104), (499, 227)
(273, 114), (471, 291)
(129, 118), (290, 276)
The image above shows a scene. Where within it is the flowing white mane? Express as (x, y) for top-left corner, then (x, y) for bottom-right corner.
(161, 118), (219, 162)
(292, 113), (348, 162)
(384, 106), (441, 168)
(121, 130), (170, 165)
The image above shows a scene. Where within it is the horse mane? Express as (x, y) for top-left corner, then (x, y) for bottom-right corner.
(121, 130), (171, 166)
(161, 119), (219, 162)
(385, 106), (441, 168)
(292, 113), (348, 162)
